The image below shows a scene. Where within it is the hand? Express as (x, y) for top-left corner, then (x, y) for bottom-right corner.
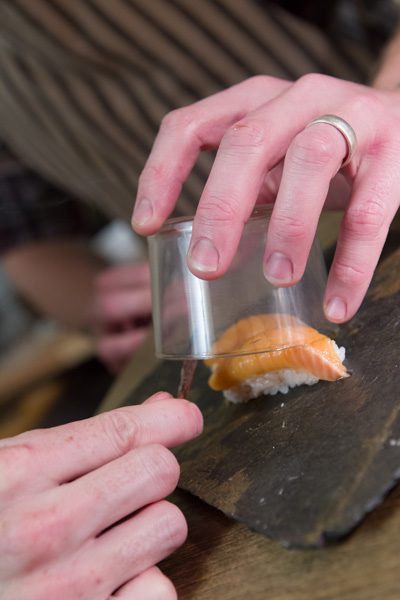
(93, 262), (152, 373)
(133, 74), (400, 322)
(0, 392), (203, 599)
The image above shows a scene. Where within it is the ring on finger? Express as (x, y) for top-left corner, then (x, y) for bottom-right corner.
(306, 114), (357, 168)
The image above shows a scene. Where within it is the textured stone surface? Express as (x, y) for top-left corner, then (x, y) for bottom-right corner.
(125, 249), (400, 548)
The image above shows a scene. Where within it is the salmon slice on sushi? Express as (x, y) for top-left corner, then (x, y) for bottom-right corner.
(206, 314), (348, 403)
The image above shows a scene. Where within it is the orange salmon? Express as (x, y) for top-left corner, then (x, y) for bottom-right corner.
(207, 313), (348, 392)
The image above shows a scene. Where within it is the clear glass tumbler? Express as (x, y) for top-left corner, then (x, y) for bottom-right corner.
(148, 205), (334, 360)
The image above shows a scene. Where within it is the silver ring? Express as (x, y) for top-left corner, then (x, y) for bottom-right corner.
(306, 114), (357, 168)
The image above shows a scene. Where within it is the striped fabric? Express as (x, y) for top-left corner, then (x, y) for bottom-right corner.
(0, 1), (377, 221)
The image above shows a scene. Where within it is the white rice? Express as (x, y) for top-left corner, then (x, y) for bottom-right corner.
(223, 341), (346, 403)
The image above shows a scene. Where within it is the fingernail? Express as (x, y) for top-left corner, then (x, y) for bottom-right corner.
(264, 252), (293, 284)
(188, 238), (219, 273)
(143, 391), (173, 404)
(189, 402), (204, 435)
(133, 198), (153, 227)
(325, 297), (347, 322)
(194, 406), (204, 435)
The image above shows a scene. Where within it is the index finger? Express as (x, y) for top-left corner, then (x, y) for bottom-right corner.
(0, 394), (203, 486)
(132, 76), (290, 235)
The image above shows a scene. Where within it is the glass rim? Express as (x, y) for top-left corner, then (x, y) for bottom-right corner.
(155, 331), (339, 360)
(150, 203), (274, 236)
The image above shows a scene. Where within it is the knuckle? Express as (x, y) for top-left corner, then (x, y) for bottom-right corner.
(333, 258), (366, 286)
(272, 211), (308, 242)
(140, 444), (180, 492)
(197, 193), (241, 226)
(349, 92), (382, 117)
(289, 129), (337, 169)
(239, 74), (289, 95)
(222, 119), (266, 150)
(139, 160), (188, 190)
(138, 162), (167, 187)
(0, 440), (34, 462)
(156, 501), (188, 551)
(0, 444), (35, 498)
(246, 74), (270, 87)
(0, 442), (34, 471)
(343, 200), (387, 241)
(296, 72), (331, 91)
(103, 409), (139, 455)
(160, 107), (193, 132)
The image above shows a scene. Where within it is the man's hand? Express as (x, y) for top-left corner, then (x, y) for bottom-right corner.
(133, 74), (400, 323)
(0, 392), (203, 599)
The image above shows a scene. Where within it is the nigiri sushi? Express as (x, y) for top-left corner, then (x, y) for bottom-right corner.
(206, 314), (348, 403)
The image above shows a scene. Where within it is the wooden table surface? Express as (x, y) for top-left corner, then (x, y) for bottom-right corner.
(162, 486), (400, 600)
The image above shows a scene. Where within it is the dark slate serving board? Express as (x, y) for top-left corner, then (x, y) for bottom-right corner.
(123, 249), (400, 548)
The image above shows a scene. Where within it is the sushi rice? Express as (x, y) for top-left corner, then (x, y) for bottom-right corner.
(222, 342), (346, 403)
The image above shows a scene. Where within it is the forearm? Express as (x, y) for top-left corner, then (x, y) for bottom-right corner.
(372, 26), (400, 90)
(3, 239), (105, 329)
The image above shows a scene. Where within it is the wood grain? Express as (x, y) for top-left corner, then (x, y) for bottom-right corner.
(162, 486), (400, 600)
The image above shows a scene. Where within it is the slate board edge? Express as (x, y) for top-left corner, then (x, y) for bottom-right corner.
(178, 468), (400, 549)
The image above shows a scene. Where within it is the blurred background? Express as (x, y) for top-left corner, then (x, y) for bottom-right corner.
(0, 0), (399, 439)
